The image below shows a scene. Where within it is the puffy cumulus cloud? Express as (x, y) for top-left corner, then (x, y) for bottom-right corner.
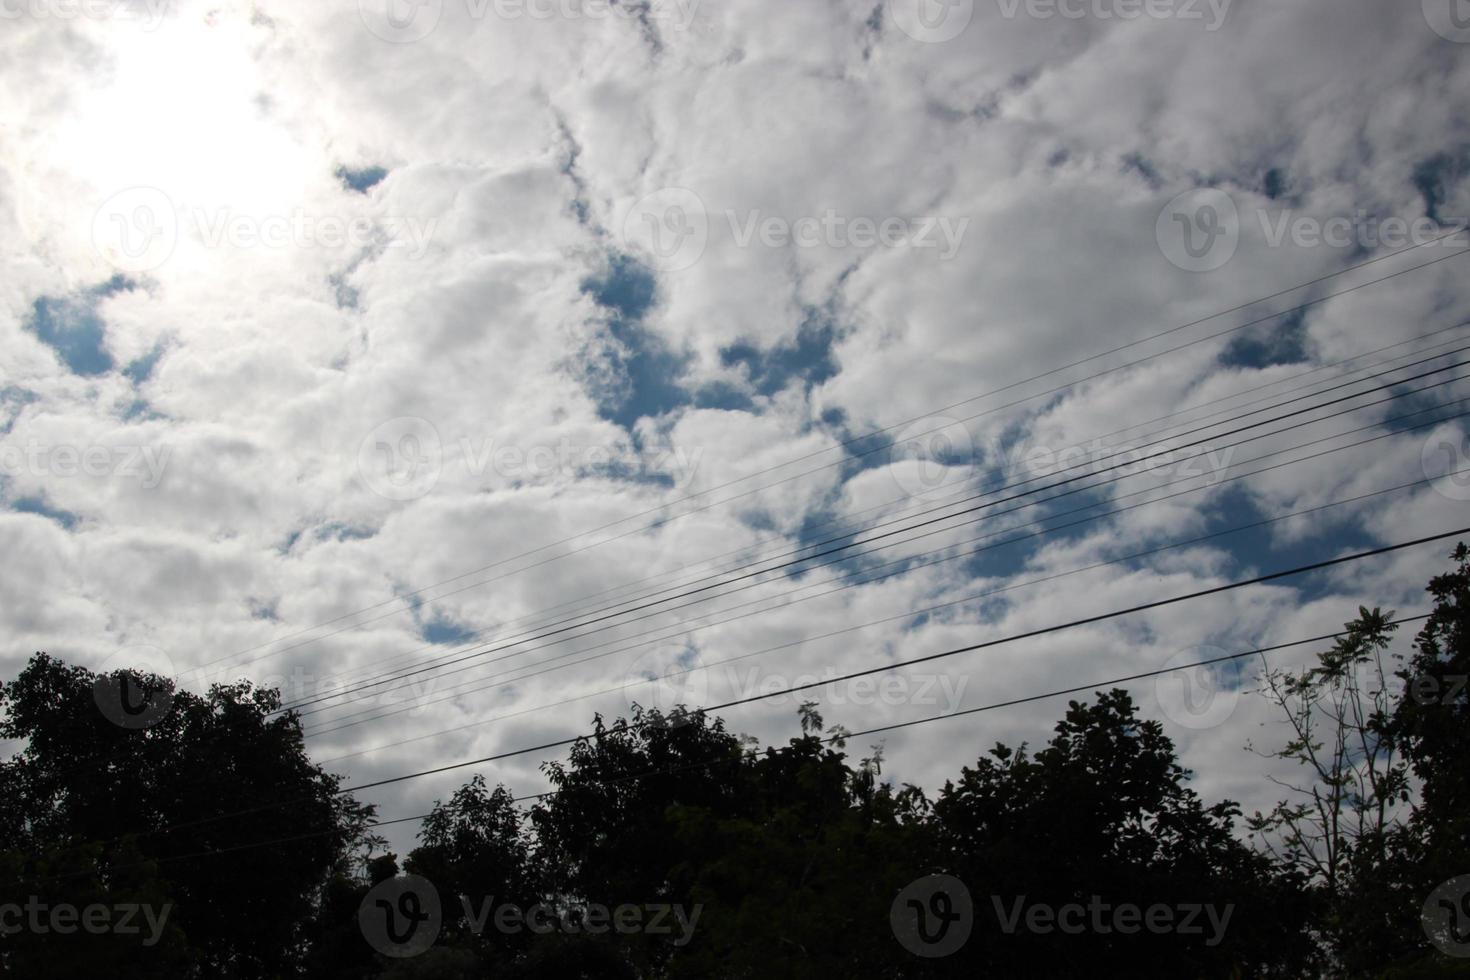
(1, 0), (1468, 854)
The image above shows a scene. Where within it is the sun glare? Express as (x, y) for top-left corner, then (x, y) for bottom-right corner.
(58, 9), (308, 213)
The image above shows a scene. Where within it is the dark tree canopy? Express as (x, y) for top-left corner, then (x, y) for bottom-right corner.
(931, 690), (1316, 977)
(0, 653), (378, 978)
(2, 549), (1468, 978)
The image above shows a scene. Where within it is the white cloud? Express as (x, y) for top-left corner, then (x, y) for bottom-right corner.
(0, 0), (1467, 858)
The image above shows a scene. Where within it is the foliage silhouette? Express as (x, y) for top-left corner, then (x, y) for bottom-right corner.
(2, 548), (1468, 978)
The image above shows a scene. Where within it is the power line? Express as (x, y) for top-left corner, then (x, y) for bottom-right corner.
(304, 448), (1469, 746)
(290, 325), (1470, 697)
(19, 613), (1430, 887)
(277, 362), (1469, 714)
(42, 289), (1458, 828)
(508, 610), (1437, 805)
(292, 376), (1468, 729)
(309, 334), (1470, 701)
(42, 368), (1467, 843)
(248, 250), (1470, 673)
(330, 525), (1470, 799)
(84, 520), (1461, 850)
(305, 395), (1470, 738)
(197, 239), (1470, 673)
(283, 361), (1469, 717)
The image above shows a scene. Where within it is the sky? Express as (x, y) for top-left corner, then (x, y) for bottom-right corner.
(1, 0), (1469, 858)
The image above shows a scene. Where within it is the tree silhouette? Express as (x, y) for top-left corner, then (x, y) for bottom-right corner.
(5, 548), (1470, 977)
(931, 689), (1316, 978)
(0, 653), (378, 978)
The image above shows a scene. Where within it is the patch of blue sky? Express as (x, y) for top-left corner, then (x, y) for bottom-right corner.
(9, 495), (80, 530)
(25, 276), (139, 377)
(336, 164), (389, 194)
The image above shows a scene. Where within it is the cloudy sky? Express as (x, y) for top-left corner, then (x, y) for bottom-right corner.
(2, 0), (1469, 854)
